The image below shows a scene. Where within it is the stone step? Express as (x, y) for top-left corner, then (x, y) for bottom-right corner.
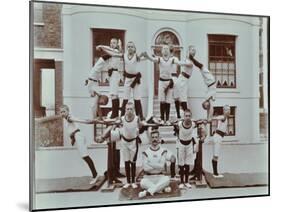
(152, 98), (178, 141)
(156, 126), (176, 138)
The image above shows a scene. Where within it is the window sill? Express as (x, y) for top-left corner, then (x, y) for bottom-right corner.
(216, 88), (240, 93)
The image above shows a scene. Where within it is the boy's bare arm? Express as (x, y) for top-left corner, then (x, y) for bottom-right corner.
(68, 116), (96, 124)
(96, 45), (122, 57)
(177, 60), (191, 66)
(137, 52), (148, 61)
(68, 116), (118, 125)
(144, 52), (159, 63)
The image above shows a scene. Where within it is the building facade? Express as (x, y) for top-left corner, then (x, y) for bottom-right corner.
(33, 3), (268, 147)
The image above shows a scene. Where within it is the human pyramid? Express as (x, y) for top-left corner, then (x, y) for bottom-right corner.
(59, 37), (231, 197)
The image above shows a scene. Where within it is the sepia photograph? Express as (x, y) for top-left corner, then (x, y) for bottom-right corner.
(30, 1), (269, 211)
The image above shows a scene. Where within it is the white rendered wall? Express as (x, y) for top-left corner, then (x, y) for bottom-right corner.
(35, 142), (268, 179)
(62, 5), (261, 144)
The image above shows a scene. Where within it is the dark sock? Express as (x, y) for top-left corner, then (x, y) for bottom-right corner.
(160, 103), (165, 121)
(116, 98), (120, 115)
(111, 98), (120, 118)
(134, 100), (144, 120)
(179, 165), (184, 183)
(165, 103), (170, 121)
(131, 162), (136, 183)
(212, 159), (218, 175)
(170, 162), (176, 178)
(112, 142), (119, 180)
(121, 99), (128, 116)
(189, 55), (203, 69)
(83, 156), (97, 178)
(125, 161), (131, 183)
(175, 100), (181, 118)
(181, 102), (188, 111)
(115, 149), (122, 176)
(184, 164), (190, 183)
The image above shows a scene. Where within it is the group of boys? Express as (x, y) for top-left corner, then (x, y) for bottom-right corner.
(59, 38), (231, 197)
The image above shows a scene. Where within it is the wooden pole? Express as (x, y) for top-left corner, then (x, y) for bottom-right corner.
(195, 124), (207, 187)
(101, 137), (115, 192)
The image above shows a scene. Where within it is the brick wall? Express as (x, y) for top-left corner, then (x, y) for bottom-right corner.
(35, 115), (63, 147)
(34, 3), (62, 48)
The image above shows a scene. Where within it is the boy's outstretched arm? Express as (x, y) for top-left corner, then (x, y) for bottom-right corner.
(144, 52), (159, 63)
(96, 45), (122, 57)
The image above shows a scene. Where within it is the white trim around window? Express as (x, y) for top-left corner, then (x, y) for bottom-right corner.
(34, 48), (64, 61)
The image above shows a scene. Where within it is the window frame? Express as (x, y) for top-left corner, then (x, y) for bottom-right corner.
(208, 34), (237, 89)
(210, 106), (236, 137)
(92, 28), (126, 86)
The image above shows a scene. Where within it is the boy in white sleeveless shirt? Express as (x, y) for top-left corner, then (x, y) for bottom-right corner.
(145, 45), (178, 125)
(176, 109), (199, 189)
(210, 105), (231, 178)
(99, 41), (147, 120)
(60, 105), (106, 185)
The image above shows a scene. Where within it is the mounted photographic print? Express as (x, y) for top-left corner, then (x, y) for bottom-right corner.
(30, 0), (270, 211)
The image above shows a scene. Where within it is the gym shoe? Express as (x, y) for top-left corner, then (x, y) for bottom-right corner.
(160, 120), (165, 125)
(89, 177), (98, 185)
(123, 183), (130, 189)
(138, 190), (147, 198)
(131, 183), (138, 189)
(179, 183), (185, 189)
(164, 186), (172, 193)
(189, 175), (198, 181)
(185, 183), (192, 189)
(113, 178), (123, 184)
(213, 174), (224, 178)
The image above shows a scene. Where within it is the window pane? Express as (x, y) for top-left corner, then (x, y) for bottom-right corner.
(41, 69), (55, 116)
(92, 29), (125, 86)
(210, 106), (236, 137)
(208, 34), (236, 88)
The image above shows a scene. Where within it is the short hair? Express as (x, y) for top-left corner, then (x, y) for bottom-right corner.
(110, 37), (118, 42)
(223, 105), (231, 111)
(184, 108), (192, 115)
(126, 101), (134, 108)
(188, 45), (195, 49)
(126, 41), (136, 52)
(150, 129), (160, 137)
(202, 100), (210, 110)
(60, 104), (69, 111)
